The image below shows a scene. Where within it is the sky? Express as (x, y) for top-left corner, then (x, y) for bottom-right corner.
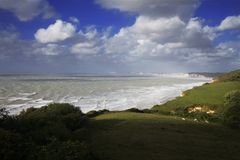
(0, 0), (240, 74)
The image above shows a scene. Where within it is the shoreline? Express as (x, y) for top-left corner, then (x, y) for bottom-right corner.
(3, 78), (211, 115)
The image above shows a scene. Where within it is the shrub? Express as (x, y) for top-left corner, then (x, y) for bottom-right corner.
(142, 109), (157, 113)
(125, 108), (143, 113)
(0, 107), (9, 119)
(86, 109), (109, 118)
(17, 103), (87, 132)
(0, 104), (100, 160)
(223, 90), (240, 129)
(38, 139), (97, 160)
(224, 90), (240, 106)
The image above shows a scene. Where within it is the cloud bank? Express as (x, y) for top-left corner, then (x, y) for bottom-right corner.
(0, 0), (240, 73)
(0, 0), (55, 21)
(96, 0), (199, 21)
(218, 15), (240, 30)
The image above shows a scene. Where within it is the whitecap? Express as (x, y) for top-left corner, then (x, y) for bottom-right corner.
(18, 92), (37, 96)
(8, 97), (32, 102)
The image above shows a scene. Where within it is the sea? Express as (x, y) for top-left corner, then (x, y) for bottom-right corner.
(0, 74), (211, 114)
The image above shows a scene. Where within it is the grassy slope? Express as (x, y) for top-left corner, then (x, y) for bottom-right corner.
(152, 81), (240, 113)
(89, 112), (240, 160)
(216, 69), (240, 82)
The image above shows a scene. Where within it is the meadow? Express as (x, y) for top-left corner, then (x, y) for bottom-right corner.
(89, 112), (240, 160)
(153, 81), (240, 114)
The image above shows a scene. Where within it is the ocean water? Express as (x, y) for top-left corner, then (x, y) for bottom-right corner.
(0, 74), (211, 114)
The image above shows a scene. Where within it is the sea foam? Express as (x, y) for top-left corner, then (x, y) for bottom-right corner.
(0, 75), (211, 114)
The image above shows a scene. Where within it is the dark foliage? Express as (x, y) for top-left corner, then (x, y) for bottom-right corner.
(0, 103), (99, 160)
(223, 90), (240, 129)
(86, 109), (109, 118)
(0, 108), (9, 119)
(125, 108), (144, 113)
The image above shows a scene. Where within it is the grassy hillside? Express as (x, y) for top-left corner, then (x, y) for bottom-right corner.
(216, 69), (240, 82)
(152, 70), (240, 123)
(1, 101), (240, 160)
(89, 112), (240, 160)
(152, 81), (240, 115)
(2, 106), (240, 160)
(152, 70), (240, 122)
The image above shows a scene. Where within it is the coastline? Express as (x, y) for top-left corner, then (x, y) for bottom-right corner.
(2, 77), (211, 115)
(1, 70), (240, 160)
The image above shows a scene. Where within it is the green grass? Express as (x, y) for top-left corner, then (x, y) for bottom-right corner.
(89, 112), (240, 160)
(152, 81), (240, 114)
(216, 69), (240, 82)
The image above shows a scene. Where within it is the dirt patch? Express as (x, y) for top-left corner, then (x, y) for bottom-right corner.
(186, 105), (215, 114)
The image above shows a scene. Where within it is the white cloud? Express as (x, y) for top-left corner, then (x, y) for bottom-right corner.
(69, 17), (79, 24)
(105, 16), (214, 60)
(79, 26), (98, 40)
(131, 16), (185, 42)
(35, 20), (76, 43)
(70, 26), (104, 56)
(71, 42), (101, 56)
(96, 0), (240, 67)
(104, 16), (186, 56)
(183, 18), (213, 48)
(203, 25), (218, 40)
(0, 0), (55, 21)
(0, 30), (66, 58)
(96, 0), (199, 20)
(218, 15), (240, 30)
(1, 23), (240, 72)
(33, 43), (63, 56)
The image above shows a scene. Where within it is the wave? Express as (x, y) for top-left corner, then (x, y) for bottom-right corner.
(6, 92), (37, 102)
(152, 73), (212, 80)
(18, 92), (37, 96)
(4, 81), (207, 114)
(8, 97), (32, 102)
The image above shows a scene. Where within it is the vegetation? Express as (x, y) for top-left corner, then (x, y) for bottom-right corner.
(223, 90), (240, 129)
(0, 103), (98, 160)
(152, 82), (240, 122)
(90, 112), (240, 160)
(152, 69), (240, 124)
(216, 69), (240, 82)
(86, 109), (110, 118)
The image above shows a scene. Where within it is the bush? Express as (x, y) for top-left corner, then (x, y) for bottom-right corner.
(223, 90), (240, 129)
(86, 109), (109, 118)
(125, 108), (143, 113)
(0, 128), (34, 160)
(142, 109), (157, 114)
(37, 139), (97, 160)
(224, 90), (240, 106)
(0, 107), (9, 119)
(0, 103), (100, 160)
(18, 103), (87, 132)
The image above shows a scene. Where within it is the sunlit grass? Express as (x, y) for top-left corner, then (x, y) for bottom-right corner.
(152, 81), (240, 114)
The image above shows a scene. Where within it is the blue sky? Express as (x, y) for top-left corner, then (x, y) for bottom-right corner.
(0, 0), (240, 74)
